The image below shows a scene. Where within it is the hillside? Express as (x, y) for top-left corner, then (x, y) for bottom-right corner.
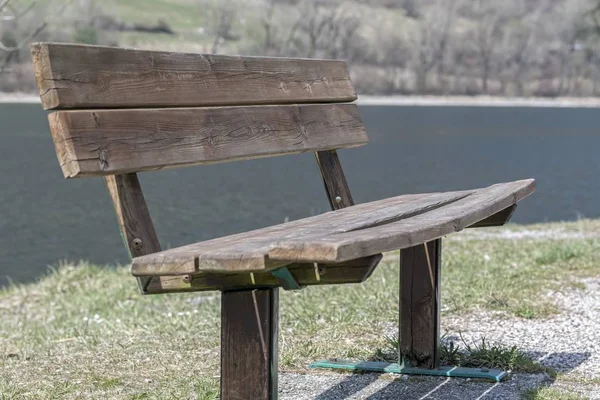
(2, 0), (600, 96)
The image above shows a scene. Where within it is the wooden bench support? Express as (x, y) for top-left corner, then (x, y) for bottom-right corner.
(221, 288), (279, 400)
(399, 239), (441, 369)
(470, 204), (517, 228)
(310, 237), (508, 381)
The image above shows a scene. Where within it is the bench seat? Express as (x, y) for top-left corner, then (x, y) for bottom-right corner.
(133, 179), (534, 293)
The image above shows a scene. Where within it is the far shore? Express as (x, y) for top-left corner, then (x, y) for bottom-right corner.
(3, 92), (600, 108)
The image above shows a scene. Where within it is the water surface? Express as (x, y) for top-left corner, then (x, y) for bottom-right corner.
(1, 104), (598, 286)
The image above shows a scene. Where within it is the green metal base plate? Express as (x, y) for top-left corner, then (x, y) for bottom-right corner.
(310, 360), (508, 382)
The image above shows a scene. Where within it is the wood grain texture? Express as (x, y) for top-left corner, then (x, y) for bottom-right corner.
(315, 150), (354, 209)
(48, 104), (368, 178)
(132, 179), (534, 276)
(30, 42), (357, 110)
(104, 173), (160, 292)
(132, 189), (473, 276)
(400, 240), (441, 369)
(144, 256), (382, 294)
(221, 289), (278, 400)
(313, 147), (382, 287)
(269, 179), (536, 263)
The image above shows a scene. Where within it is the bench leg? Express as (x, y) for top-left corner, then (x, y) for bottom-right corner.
(221, 288), (279, 400)
(399, 239), (441, 369)
(309, 237), (508, 381)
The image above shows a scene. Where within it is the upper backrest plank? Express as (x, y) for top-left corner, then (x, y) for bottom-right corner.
(31, 42), (357, 110)
(50, 103), (368, 178)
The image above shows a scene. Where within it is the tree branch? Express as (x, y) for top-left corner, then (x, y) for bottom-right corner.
(0, 0), (11, 14)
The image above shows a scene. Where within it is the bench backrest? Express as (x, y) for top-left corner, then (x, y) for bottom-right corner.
(30, 43), (374, 291)
(31, 43), (368, 178)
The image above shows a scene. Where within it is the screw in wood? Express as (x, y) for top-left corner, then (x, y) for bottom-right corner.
(132, 238), (143, 250)
(335, 196), (342, 203)
(182, 275), (192, 283)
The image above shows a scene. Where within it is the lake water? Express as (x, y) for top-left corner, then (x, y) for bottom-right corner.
(1, 103), (599, 287)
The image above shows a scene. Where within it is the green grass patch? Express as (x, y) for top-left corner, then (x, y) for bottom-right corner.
(522, 387), (588, 400)
(443, 235), (600, 317)
(0, 222), (599, 398)
(376, 333), (553, 375)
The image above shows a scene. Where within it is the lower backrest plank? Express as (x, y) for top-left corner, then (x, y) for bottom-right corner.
(50, 104), (368, 178)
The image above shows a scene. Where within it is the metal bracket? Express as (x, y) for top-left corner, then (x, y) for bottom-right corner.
(309, 359), (507, 382)
(271, 267), (302, 290)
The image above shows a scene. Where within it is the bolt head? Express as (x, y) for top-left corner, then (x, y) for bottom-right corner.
(335, 196), (343, 203)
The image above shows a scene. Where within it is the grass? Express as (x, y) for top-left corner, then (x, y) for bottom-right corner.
(0, 221), (599, 398)
(522, 387), (589, 400)
(376, 333), (553, 375)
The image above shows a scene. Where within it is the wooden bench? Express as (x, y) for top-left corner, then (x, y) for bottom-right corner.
(31, 42), (535, 398)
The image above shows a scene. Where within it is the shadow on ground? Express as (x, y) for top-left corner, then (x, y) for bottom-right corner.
(291, 351), (592, 400)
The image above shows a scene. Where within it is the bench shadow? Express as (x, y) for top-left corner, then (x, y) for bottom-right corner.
(527, 350), (592, 373)
(314, 370), (380, 400)
(314, 352), (592, 399)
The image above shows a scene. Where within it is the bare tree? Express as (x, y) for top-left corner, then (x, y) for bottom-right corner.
(205, 0), (239, 54)
(325, 6), (361, 60)
(408, 0), (457, 93)
(0, 0), (65, 74)
(261, 0), (278, 55)
(296, 0), (337, 58)
(494, 0), (540, 95)
(470, 0), (505, 93)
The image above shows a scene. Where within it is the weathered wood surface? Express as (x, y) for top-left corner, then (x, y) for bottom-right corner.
(221, 288), (278, 400)
(31, 42), (356, 110)
(313, 148), (382, 287)
(132, 189), (472, 275)
(315, 150), (354, 209)
(270, 179), (535, 262)
(400, 240), (441, 369)
(144, 256), (382, 294)
(48, 104), (368, 178)
(105, 174), (161, 258)
(105, 173), (160, 292)
(132, 180), (534, 276)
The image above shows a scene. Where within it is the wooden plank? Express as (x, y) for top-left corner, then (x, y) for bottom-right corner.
(400, 240), (441, 369)
(48, 104), (368, 178)
(104, 173), (161, 292)
(221, 289), (278, 400)
(315, 150), (354, 209)
(469, 204), (517, 228)
(132, 190), (471, 276)
(268, 179), (535, 263)
(31, 42), (357, 110)
(313, 148), (382, 289)
(144, 255), (382, 294)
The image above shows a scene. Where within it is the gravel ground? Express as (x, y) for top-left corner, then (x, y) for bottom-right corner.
(279, 278), (600, 399)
